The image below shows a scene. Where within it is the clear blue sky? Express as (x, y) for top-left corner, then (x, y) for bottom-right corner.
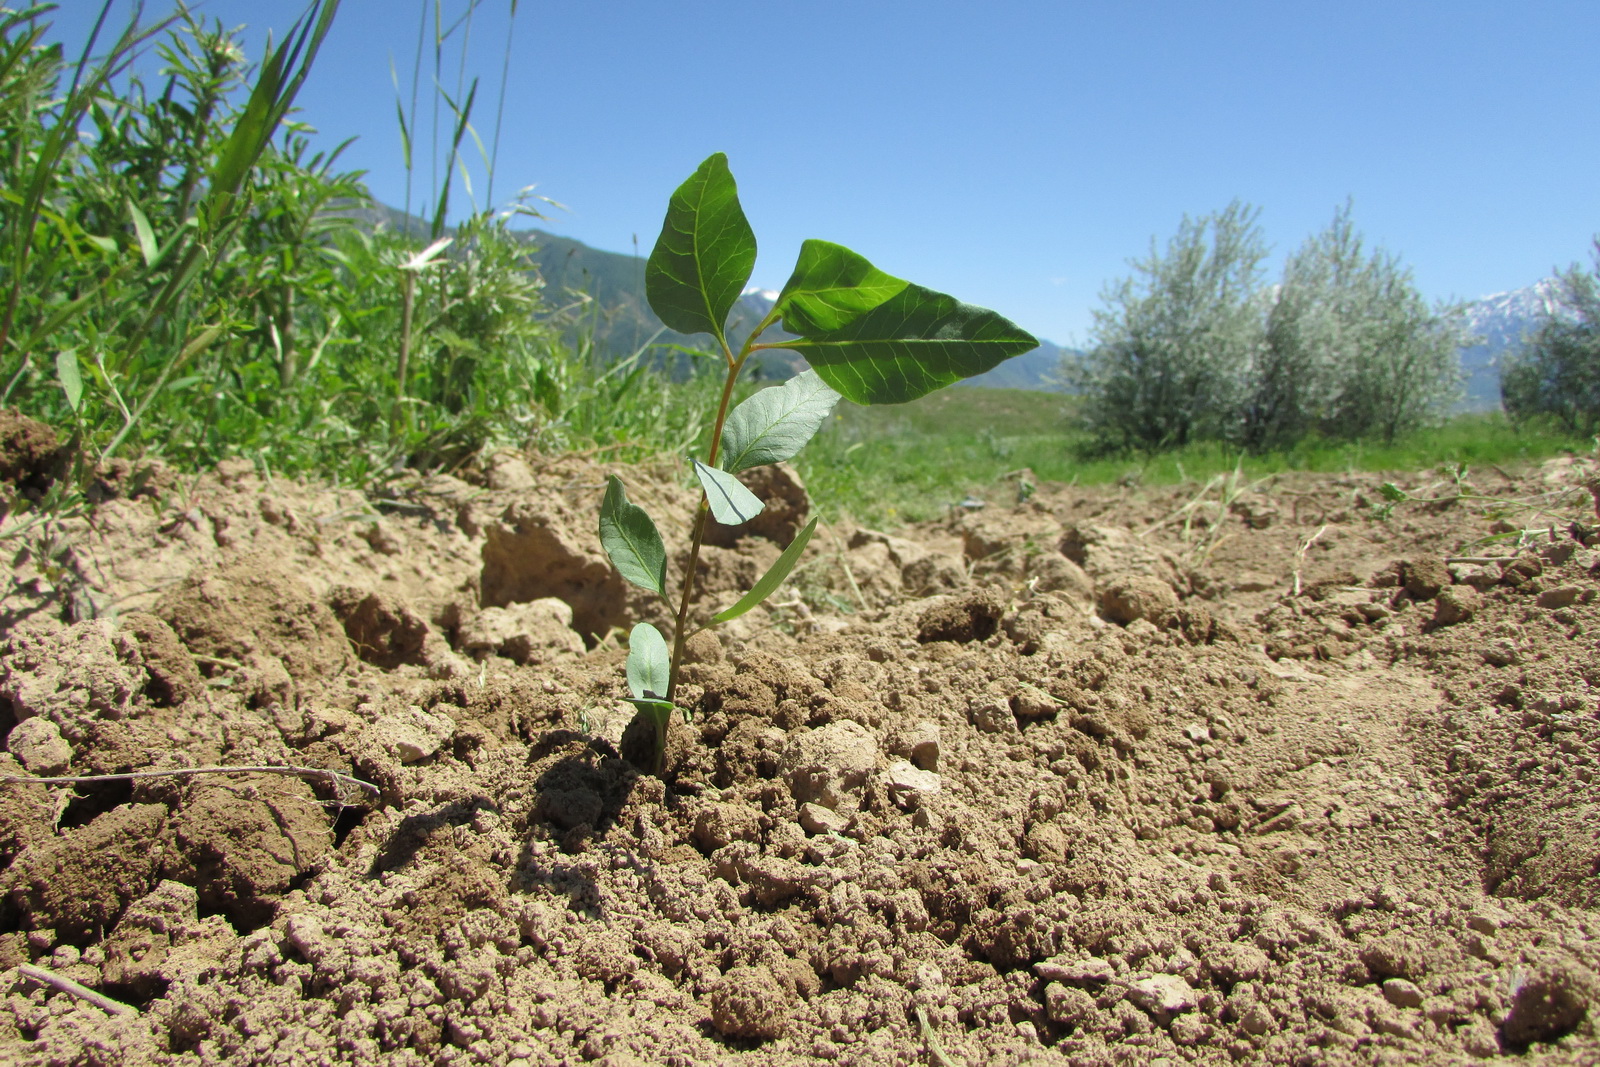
(44, 0), (1600, 347)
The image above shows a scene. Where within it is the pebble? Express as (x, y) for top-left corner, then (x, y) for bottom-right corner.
(1466, 905), (1510, 934)
(798, 803), (849, 836)
(1381, 978), (1424, 1009)
(1481, 639), (1519, 667)
(1126, 974), (1197, 1019)
(884, 761), (940, 808)
(1535, 585), (1583, 609)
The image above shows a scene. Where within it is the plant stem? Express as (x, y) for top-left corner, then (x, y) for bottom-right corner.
(664, 352), (743, 702)
(395, 270), (417, 434)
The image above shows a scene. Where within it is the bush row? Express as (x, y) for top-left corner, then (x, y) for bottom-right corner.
(1068, 202), (1468, 455)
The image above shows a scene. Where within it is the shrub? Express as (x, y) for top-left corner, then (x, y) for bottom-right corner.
(1251, 203), (1464, 447)
(1072, 201), (1464, 455)
(1069, 202), (1267, 454)
(1502, 241), (1600, 436)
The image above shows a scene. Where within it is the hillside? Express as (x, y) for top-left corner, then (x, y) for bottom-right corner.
(347, 200), (1565, 407)
(346, 200), (1066, 385)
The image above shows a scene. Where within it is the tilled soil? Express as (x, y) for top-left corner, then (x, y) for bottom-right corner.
(1, 425), (1598, 1066)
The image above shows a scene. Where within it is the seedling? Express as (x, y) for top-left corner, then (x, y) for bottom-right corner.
(598, 153), (1036, 774)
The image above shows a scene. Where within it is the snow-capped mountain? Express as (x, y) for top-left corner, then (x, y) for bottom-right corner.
(1454, 279), (1568, 410)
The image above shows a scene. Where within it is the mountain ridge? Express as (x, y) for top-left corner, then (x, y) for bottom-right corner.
(348, 201), (1561, 408)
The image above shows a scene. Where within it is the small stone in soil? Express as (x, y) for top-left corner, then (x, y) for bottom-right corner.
(1381, 978), (1425, 1009)
(1126, 974), (1197, 1020)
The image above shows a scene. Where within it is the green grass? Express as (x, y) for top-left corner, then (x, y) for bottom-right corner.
(793, 388), (1592, 527)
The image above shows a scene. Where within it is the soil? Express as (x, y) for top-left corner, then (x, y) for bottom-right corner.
(1, 418), (1599, 1066)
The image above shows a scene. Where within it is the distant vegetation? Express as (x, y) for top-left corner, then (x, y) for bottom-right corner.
(1067, 201), (1468, 457)
(1501, 239), (1600, 436)
(796, 389), (1589, 527)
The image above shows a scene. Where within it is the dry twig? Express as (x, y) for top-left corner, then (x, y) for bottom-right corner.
(1292, 524), (1331, 597)
(17, 963), (137, 1018)
(914, 1004), (957, 1067)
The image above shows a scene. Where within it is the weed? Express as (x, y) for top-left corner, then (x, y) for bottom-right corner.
(598, 153), (1035, 774)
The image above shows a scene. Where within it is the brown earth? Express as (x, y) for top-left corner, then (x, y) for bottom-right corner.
(1, 422), (1598, 1066)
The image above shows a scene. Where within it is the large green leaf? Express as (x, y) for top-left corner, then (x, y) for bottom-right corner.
(598, 476), (667, 595)
(645, 153), (756, 340)
(712, 515), (820, 623)
(776, 240), (908, 334)
(777, 282), (1038, 405)
(693, 459), (764, 526)
(719, 369), (841, 474)
(626, 623), (671, 700)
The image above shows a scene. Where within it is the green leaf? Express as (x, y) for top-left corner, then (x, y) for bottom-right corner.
(719, 369), (841, 473)
(712, 514), (819, 623)
(645, 153), (756, 341)
(776, 240), (908, 334)
(1378, 482), (1409, 502)
(126, 199), (158, 268)
(626, 622), (671, 701)
(54, 350), (82, 413)
(599, 476), (667, 595)
(693, 459), (764, 526)
(778, 282), (1038, 405)
(625, 696), (677, 721)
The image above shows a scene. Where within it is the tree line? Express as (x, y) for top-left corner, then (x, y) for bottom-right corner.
(1067, 204), (1600, 455)
(1501, 239), (1600, 437)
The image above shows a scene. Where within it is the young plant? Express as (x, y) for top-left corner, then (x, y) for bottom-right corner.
(598, 153), (1037, 774)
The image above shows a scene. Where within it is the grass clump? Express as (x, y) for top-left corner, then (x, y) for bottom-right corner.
(0, 1), (721, 528)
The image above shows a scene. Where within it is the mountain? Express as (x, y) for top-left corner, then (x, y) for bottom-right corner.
(961, 338), (1074, 390)
(342, 200), (1069, 389)
(346, 200), (1563, 410)
(1453, 279), (1565, 411)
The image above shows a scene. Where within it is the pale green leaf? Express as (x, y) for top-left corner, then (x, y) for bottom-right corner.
(776, 239), (908, 334)
(402, 236), (453, 272)
(779, 282), (1038, 405)
(645, 153), (755, 340)
(54, 349), (82, 413)
(126, 199), (158, 268)
(712, 515), (819, 623)
(626, 622), (671, 700)
(598, 476), (667, 595)
(693, 459), (764, 526)
(719, 369), (841, 473)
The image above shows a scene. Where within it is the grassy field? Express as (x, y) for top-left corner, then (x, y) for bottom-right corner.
(794, 387), (1593, 527)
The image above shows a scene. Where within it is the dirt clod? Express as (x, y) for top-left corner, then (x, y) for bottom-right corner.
(709, 963), (792, 1040)
(1100, 574), (1179, 625)
(155, 553), (352, 685)
(1502, 957), (1597, 1047)
(916, 588), (1003, 642)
